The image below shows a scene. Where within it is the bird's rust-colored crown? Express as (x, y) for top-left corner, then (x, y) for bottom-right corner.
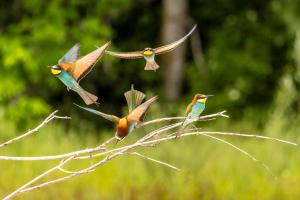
(191, 93), (203, 104)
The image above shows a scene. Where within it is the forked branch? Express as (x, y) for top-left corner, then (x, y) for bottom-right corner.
(0, 110), (70, 149)
(1, 110), (297, 200)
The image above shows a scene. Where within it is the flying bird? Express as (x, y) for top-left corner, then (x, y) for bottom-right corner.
(105, 25), (197, 71)
(177, 93), (213, 138)
(75, 85), (158, 141)
(50, 41), (110, 105)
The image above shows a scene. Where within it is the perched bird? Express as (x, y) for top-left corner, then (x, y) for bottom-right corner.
(50, 41), (110, 105)
(177, 93), (213, 138)
(105, 25), (197, 71)
(75, 85), (158, 141)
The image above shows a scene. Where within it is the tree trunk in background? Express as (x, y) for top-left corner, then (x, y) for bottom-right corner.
(162, 0), (188, 101)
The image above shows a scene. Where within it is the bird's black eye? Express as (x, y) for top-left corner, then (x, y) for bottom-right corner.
(52, 65), (61, 70)
(50, 65), (62, 75)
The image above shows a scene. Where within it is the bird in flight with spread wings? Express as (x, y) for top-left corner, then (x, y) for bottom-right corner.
(75, 85), (158, 141)
(50, 42), (110, 105)
(105, 25), (197, 71)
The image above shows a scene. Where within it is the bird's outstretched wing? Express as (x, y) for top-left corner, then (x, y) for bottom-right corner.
(105, 50), (144, 59)
(124, 84), (146, 113)
(127, 96), (158, 122)
(72, 41), (111, 82)
(154, 24), (197, 55)
(74, 103), (120, 122)
(58, 43), (80, 65)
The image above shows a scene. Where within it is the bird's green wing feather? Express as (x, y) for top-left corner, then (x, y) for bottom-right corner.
(58, 43), (80, 65)
(74, 103), (120, 122)
(124, 84), (146, 113)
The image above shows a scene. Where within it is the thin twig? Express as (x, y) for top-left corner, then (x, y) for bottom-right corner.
(130, 152), (180, 171)
(198, 133), (276, 178)
(3, 156), (75, 200)
(137, 110), (228, 127)
(0, 110), (70, 149)
(1, 110), (296, 199)
(9, 129), (296, 196)
(0, 111), (228, 161)
(58, 166), (96, 174)
(0, 129), (296, 162)
(200, 132), (298, 146)
(20, 173), (78, 194)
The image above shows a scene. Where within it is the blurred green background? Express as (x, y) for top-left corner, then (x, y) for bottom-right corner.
(0, 0), (300, 199)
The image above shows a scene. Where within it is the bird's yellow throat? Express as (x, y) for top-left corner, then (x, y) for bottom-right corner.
(198, 98), (207, 104)
(143, 50), (153, 56)
(51, 68), (61, 75)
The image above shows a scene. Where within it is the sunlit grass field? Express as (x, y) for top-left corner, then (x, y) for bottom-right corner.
(0, 112), (299, 200)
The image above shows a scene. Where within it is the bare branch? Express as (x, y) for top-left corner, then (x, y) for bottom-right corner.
(0, 130), (295, 162)
(58, 166), (96, 174)
(0, 121), (296, 162)
(3, 156), (75, 200)
(130, 152), (180, 171)
(5, 129), (296, 197)
(1, 110), (297, 199)
(198, 133), (276, 178)
(20, 173), (78, 194)
(138, 110), (228, 127)
(199, 131), (297, 146)
(0, 110), (70, 149)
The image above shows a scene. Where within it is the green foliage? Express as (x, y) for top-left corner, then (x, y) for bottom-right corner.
(0, 0), (133, 126)
(0, 0), (299, 127)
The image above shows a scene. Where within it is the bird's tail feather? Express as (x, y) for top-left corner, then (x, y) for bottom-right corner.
(176, 117), (189, 138)
(124, 85), (146, 112)
(78, 90), (98, 105)
(145, 60), (159, 71)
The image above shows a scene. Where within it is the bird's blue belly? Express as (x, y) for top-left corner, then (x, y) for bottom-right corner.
(57, 71), (80, 91)
(188, 102), (205, 119)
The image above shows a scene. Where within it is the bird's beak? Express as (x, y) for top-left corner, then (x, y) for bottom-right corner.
(203, 94), (214, 98)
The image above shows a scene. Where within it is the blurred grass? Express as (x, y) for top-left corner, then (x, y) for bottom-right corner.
(0, 113), (299, 200)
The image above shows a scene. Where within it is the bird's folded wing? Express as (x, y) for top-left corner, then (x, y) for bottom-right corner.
(184, 103), (193, 116)
(58, 43), (80, 65)
(154, 24), (197, 55)
(74, 103), (120, 122)
(72, 41), (111, 82)
(127, 96), (158, 122)
(124, 84), (146, 113)
(105, 50), (144, 59)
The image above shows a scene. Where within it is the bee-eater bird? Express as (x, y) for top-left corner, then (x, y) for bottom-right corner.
(50, 41), (110, 105)
(75, 85), (158, 141)
(105, 25), (197, 71)
(177, 93), (213, 138)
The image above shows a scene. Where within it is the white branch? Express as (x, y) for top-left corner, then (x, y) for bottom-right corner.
(0, 110), (70, 149)
(3, 156), (75, 200)
(199, 133), (276, 178)
(6, 129), (296, 197)
(130, 152), (180, 171)
(1, 110), (297, 199)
